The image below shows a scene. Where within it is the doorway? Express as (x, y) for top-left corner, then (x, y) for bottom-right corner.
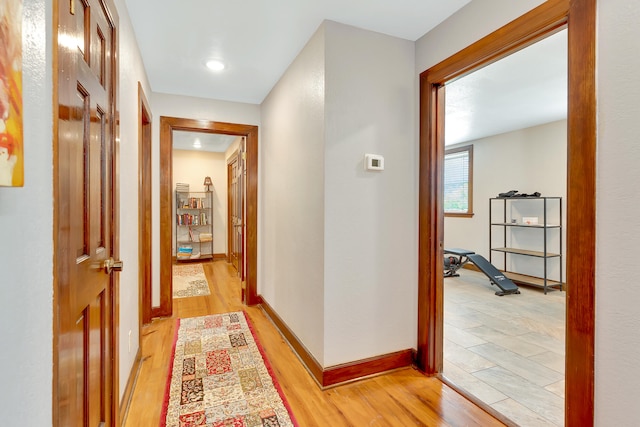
(441, 29), (568, 425)
(158, 117), (259, 318)
(172, 130), (237, 261)
(417, 1), (596, 426)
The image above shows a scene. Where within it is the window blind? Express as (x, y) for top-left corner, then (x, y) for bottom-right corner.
(444, 149), (469, 213)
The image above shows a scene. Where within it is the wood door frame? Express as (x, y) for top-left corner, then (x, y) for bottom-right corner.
(417, 0), (595, 425)
(159, 117), (260, 316)
(138, 83), (152, 324)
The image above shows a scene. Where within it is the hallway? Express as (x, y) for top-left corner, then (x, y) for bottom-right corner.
(123, 260), (505, 426)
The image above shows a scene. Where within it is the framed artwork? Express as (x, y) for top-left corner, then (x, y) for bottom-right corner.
(0, 0), (24, 187)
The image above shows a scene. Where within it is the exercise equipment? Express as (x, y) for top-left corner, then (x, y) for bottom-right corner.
(444, 248), (473, 277)
(444, 248), (520, 296)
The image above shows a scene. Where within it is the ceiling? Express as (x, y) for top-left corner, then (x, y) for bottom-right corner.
(123, 0), (470, 104)
(173, 131), (238, 153)
(124, 1), (567, 147)
(445, 29), (567, 145)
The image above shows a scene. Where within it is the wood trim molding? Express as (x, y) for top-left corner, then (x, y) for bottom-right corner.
(422, 0), (569, 84)
(159, 116), (260, 317)
(151, 307), (165, 319)
(119, 348), (142, 426)
(110, 3), (121, 418)
(259, 298), (324, 385)
(323, 350), (415, 388)
(138, 82), (153, 325)
(418, 0), (595, 425)
(417, 78), (445, 375)
(158, 116), (175, 318)
(565, 0), (596, 424)
(52, 0), (60, 421)
(260, 298), (415, 388)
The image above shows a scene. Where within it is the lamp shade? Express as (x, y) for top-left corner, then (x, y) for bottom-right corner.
(203, 176), (212, 186)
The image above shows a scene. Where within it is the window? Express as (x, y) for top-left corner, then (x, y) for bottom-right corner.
(444, 145), (473, 217)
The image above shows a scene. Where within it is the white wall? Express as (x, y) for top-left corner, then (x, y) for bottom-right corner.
(596, 0), (640, 424)
(114, 0), (153, 399)
(261, 25), (326, 364)
(445, 120), (567, 282)
(323, 21), (417, 366)
(262, 20), (417, 368)
(0, 0), (52, 423)
(150, 93), (260, 306)
(415, 0), (546, 73)
(224, 136), (242, 161)
(172, 149), (227, 256)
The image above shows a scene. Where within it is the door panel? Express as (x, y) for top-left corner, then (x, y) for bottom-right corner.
(227, 142), (245, 279)
(238, 137), (245, 281)
(228, 156), (240, 273)
(56, 0), (118, 425)
(228, 159), (238, 271)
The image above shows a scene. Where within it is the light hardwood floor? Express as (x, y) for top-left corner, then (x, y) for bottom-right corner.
(123, 260), (505, 426)
(444, 269), (566, 427)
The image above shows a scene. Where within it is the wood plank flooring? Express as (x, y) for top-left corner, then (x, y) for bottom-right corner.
(123, 260), (505, 426)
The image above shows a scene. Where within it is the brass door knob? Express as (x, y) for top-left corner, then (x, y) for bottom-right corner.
(104, 258), (123, 274)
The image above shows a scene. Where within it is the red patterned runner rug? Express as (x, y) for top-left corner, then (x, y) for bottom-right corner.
(160, 312), (299, 427)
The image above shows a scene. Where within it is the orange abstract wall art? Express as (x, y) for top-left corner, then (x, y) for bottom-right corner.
(0, 0), (23, 187)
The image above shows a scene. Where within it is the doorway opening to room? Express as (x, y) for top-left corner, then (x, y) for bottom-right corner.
(417, 1), (596, 426)
(170, 130), (242, 300)
(157, 117), (259, 319)
(441, 29), (567, 426)
(170, 131), (241, 266)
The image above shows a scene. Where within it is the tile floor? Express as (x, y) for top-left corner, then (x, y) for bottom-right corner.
(444, 269), (566, 427)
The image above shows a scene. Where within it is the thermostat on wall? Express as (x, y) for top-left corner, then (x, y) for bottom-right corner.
(365, 154), (384, 171)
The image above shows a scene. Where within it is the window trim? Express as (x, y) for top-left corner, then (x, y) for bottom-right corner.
(444, 144), (473, 217)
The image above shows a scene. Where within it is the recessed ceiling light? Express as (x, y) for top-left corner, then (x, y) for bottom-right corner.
(206, 60), (225, 71)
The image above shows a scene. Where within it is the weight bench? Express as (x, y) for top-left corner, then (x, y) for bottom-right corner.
(444, 248), (474, 277)
(444, 248), (521, 296)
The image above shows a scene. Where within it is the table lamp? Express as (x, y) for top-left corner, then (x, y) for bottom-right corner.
(203, 176), (212, 191)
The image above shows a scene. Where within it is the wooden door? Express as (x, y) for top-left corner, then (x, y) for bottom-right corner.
(228, 154), (240, 273)
(228, 157), (238, 270)
(227, 140), (245, 280)
(55, 0), (119, 425)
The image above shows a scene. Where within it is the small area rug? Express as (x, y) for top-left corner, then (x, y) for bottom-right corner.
(160, 312), (298, 427)
(173, 263), (211, 298)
